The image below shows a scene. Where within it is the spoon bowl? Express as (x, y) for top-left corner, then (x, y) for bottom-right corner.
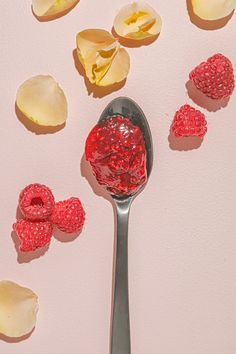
(99, 96), (153, 188)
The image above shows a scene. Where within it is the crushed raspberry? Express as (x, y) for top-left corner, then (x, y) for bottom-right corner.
(85, 115), (147, 197)
(171, 104), (207, 138)
(189, 53), (235, 100)
(19, 183), (55, 220)
(51, 197), (85, 233)
(13, 219), (53, 252)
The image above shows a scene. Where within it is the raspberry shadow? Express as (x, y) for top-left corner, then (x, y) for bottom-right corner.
(186, 80), (230, 112)
(186, 0), (234, 30)
(53, 228), (82, 243)
(11, 230), (50, 264)
(12, 208), (50, 263)
(72, 50), (126, 98)
(168, 129), (203, 151)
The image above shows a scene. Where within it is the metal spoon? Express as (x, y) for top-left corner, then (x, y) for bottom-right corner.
(98, 97), (153, 354)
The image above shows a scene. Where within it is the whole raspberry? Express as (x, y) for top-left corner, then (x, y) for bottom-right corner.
(51, 197), (85, 233)
(189, 53), (235, 100)
(171, 104), (207, 138)
(19, 183), (55, 220)
(13, 219), (53, 252)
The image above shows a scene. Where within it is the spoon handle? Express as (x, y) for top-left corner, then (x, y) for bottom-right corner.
(110, 198), (132, 354)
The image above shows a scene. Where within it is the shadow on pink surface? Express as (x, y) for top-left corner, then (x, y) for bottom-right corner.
(11, 207), (50, 263)
(80, 155), (121, 353)
(32, 0), (80, 22)
(168, 129), (203, 151)
(0, 329), (34, 343)
(186, 0), (234, 30)
(111, 27), (159, 48)
(53, 228), (82, 243)
(186, 80), (230, 112)
(72, 50), (126, 98)
(15, 104), (65, 134)
(11, 231), (50, 264)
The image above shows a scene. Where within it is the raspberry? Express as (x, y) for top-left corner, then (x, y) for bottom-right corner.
(189, 53), (235, 100)
(171, 104), (207, 138)
(51, 197), (85, 233)
(19, 183), (55, 220)
(85, 115), (147, 196)
(13, 219), (53, 252)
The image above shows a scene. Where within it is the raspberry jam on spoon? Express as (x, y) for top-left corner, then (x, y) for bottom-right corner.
(85, 97), (153, 354)
(85, 114), (147, 197)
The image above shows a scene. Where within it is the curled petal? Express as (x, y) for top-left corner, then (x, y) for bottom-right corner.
(32, 0), (79, 17)
(76, 29), (130, 86)
(113, 2), (162, 40)
(191, 0), (236, 20)
(98, 48), (130, 86)
(16, 75), (68, 127)
(0, 281), (38, 338)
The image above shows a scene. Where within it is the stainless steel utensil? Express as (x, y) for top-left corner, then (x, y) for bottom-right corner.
(99, 97), (153, 354)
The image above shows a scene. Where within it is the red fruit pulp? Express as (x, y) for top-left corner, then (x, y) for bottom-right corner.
(85, 115), (147, 197)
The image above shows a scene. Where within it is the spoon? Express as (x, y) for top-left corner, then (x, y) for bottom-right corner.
(99, 97), (153, 354)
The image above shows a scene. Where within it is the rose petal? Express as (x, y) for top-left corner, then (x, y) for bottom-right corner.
(98, 48), (130, 86)
(76, 29), (130, 86)
(32, 0), (78, 17)
(16, 75), (68, 127)
(113, 2), (162, 40)
(0, 281), (38, 338)
(191, 0), (236, 20)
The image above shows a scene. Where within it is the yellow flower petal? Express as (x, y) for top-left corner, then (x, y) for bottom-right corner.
(98, 48), (130, 86)
(16, 75), (68, 127)
(0, 281), (38, 338)
(32, 0), (78, 17)
(113, 2), (162, 40)
(191, 0), (236, 20)
(76, 29), (130, 86)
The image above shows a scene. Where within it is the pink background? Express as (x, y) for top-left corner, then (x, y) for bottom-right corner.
(1, 1), (236, 353)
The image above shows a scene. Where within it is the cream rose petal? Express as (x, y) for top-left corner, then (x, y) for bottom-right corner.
(32, 0), (78, 17)
(98, 48), (130, 86)
(191, 0), (236, 20)
(76, 29), (130, 86)
(16, 75), (68, 127)
(113, 2), (162, 40)
(76, 29), (116, 61)
(0, 281), (38, 338)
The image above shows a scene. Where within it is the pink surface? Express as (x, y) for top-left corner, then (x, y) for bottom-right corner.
(1, 1), (236, 353)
